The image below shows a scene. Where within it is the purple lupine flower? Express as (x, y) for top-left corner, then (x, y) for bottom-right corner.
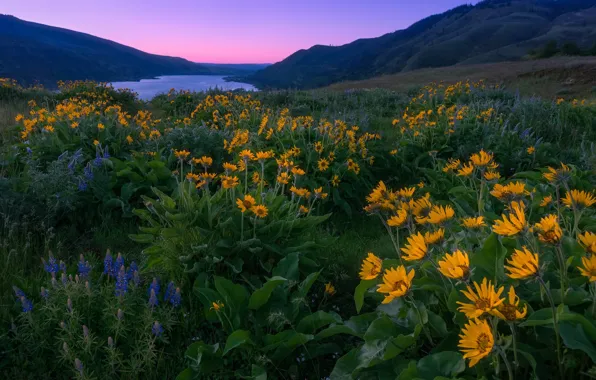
(170, 288), (181, 308)
(40, 287), (49, 300)
(26, 147), (32, 155)
(114, 266), (128, 297)
(133, 271), (140, 287)
(103, 251), (114, 276)
(148, 278), (160, 296)
(103, 146), (110, 159)
(93, 151), (103, 167)
(58, 151), (68, 161)
(164, 281), (175, 303)
(77, 255), (91, 278)
(12, 286), (25, 298)
(114, 253), (124, 274)
(152, 321), (164, 337)
(20, 296), (33, 313)
(126, 261), (138, 281)
(42, 255), (59, 276)
(148, 288), (158, 308)
(78, 180), (88, 192)
(74, 358), (84, 375)
(84, 163), (94, 180)
(60, 260), (66, 273)
(61, 273), (68, 286)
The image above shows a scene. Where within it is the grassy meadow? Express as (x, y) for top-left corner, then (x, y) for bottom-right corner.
(0, 77), (595, 379)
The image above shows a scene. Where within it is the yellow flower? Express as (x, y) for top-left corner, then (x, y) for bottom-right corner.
(223, 162), (238, 172)
(126, 135), (133, 144)
(442, 158), (460, 173)
(543, 163), (571, 183)
(251, 205), (268, 218)
(540, 195), (553, 207)
(470, 149), (494, 168)
(457, 278), (505, 319)
(367, 181), (389, 204)
(490, 182), (529, 202)
(254, 150), (274, 161)
(527, 146), (535, 154)
(236, 195), (256, 213)
(426, 205), (455, 225)
(290, 186), (310, 198)
(210, 301), (224, 311)
(505, 247), (539, 279)
(71, 121), (79, 129)
(240, 149), (255, 162)
(493, 201), (527, 236)
(318, 158), (330, 172)
(562, 190), (596, 209)
(291, 167), (305, 176)
(299, 205), (309, 214)
(438, 250), (469, 279)
(347, 159), (360, 174)
(44, 125), (55, 133)
(578, 231), (596, 254)
(186, 173), (200, 182)
(313, 187), (328, 200)
(331, 175), (340, 187)
(174, 149), (190, 160)
(401, 232), (428, 261)
(97, 123), (105, 130)
(387, 209), (408, 227)
(424, 229), (445, 245)
(495, 286), (527, 321)
(457, 162), (474, 177)
(397, 187), (416, 200)
(578, 255), (596, 282)
(252, 171), (260, 184)
(461, 216), (485, 229)
(193, 156), (213, 168)
(483, 171), (500, 181)
(276, 172), (291, 185)
(324, 282), (336, 296)
(359, 252), (383, 280)
(389, 149), (398, 155)
(314, 141), (324, 154)
(93, 139), (100, 146)
(459, 318), (494, 368)
(412, 194), (433, 224)
(533, 214), (562, 244)
(377, 266), (415, 304)
(221, 176), (239, 189)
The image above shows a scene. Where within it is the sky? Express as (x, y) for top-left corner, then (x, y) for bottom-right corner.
(3, 0), (477, 64)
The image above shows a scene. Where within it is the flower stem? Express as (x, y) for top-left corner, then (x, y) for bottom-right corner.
(538, 276), (564, 379)
(408, 297), (434, 346)
(508, 322), (518, 369)
(554, 245), (567, 302)
(497, 346), (514, 380)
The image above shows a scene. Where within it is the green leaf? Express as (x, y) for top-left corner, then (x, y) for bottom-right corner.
(296, 311), (342, 334)
(296, 271), (321, 298)
(330, 348), (359, 379)
(272, 252), (299, 281)
(223, 330), (252, 356)
(470, 233), (506, 282)
(519, 308), (555, 327)
(175, 368), (193, 380)
(397, 361), (418, 380)
(184, 341), (221, 373)
(416, 351), (465, 379)
(354, 279), (376, 314)
(364, 316), (400, 342)
(315, 325), (361, 340)
(248, 276), (286, 310)
(214, 276), (249, 311)
(427, 311), (448, 337)
(250, 365), (267, 380)
(559, 322), (596, 361)
(383, 334), (416, 360)
(129, 234), (154, 243)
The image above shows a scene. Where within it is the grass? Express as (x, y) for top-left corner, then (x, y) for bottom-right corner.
(327, 56), (596, 99)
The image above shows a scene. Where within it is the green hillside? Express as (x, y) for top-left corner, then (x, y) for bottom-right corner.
(245, 0), (596, 89)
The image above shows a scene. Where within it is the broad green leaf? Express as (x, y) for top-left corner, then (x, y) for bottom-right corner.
(519, 308), (556, 327)
(383, 334), (416, 360)
(248, 276), (286, 310)
(559, 322), (596, 361)
(316, 325), (360, 340)
(416, 351), (465, 379)
(175, 368), (193, 380)
(330, 348), (359, 379)
(296, 311), (342, 334)
(223, 330), (252, 356)
(364, 316), (400, 343)
(214, 276), (249, 311)
(250, 365), (267, 380)
(272, 252), (299, 281)
(427, 311), (448, 337)
(470, 233), (506, 282)
(296, 271), (321, 298)
(397, 360), (418, 380)
(354, 279), (377, 314)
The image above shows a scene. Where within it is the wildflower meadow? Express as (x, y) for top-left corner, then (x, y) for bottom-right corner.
(0, 78), (595, 379)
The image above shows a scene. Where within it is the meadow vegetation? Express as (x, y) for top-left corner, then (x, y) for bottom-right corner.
(0, 77), (595, 379)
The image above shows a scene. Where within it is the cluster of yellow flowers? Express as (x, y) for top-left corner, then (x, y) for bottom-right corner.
(358, 150), (596, 369)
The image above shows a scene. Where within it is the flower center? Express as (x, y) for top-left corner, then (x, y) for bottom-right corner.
(476, 333), (491, 352)
(498, 304), (518, 321)
(392, 280), (407, 292)
(475, 298), (490, 310)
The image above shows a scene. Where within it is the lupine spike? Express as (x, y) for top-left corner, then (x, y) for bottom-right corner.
(149, 288), (158, 308)
(152, 321), (164, 337)
(170, 287), (182, 307)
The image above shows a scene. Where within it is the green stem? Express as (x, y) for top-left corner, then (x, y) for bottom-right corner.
(538, 276), (564, 380)
(508, 322), (519, 369)
(497, 346), (514, 380)
(554, 245), (567, 302)
(408, 296), (434, 346)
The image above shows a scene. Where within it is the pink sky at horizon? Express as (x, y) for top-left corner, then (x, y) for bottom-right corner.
(3, 0), (478, 64)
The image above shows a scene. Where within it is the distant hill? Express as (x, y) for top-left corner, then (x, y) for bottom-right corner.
(199, 63), (271, 73)
(245, 0), (596, 89)
(0, 15), (251, 87)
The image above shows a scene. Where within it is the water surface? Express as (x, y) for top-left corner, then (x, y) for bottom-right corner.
(110, 75), (255, 100)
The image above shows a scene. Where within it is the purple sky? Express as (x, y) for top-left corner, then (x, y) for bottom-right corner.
(3, 0), (477, 63)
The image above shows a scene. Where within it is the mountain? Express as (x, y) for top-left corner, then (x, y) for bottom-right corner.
(199, 63), (271, 73)
(0, 15), (246, 87)
(245, 0), (596, 89)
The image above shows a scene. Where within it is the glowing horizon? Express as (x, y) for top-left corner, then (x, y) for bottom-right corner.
(3, 0), (478, 64)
